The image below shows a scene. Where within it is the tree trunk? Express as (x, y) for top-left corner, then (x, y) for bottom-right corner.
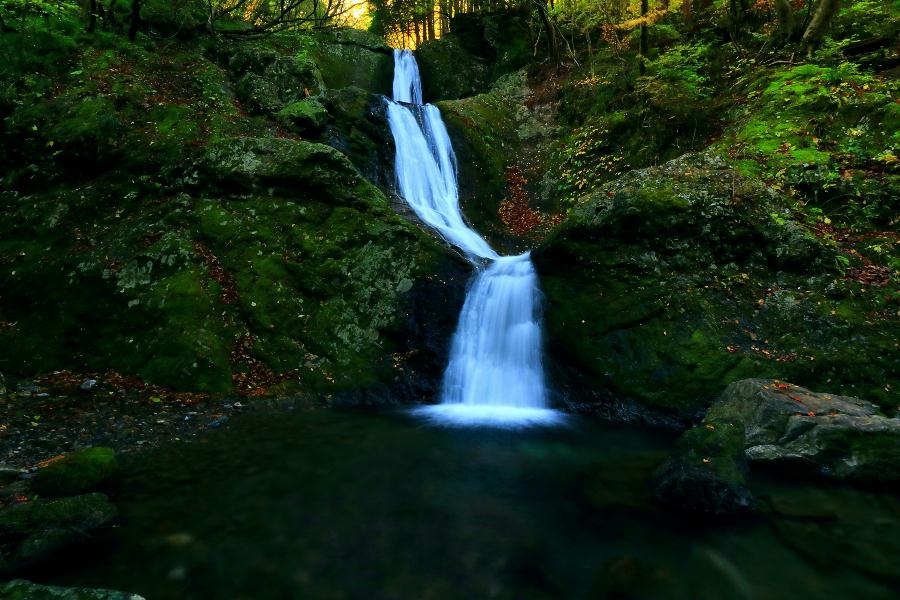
(639, 0), (648, 74)
(87, 0), (97, 32)
(128, 0), (140, 40)
(773, 0), (796, 43)
(802, 0), (839, 54)
(533, 0), (558, 62)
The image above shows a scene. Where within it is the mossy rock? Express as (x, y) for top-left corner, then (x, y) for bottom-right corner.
(535, 152), (899, 417)
(199, 136), (382, 206)
(0, 493), (116, 573)
(275, 98), (329, 134)
(0, 579), (144, 600)
(435, 72), (531, 244)
(651, 420), (755, 516)
(709, 379), (900, 484)
(0, 493), (115, 535)
(309, 28), (393, 94)
(31, 447), (119, 497)
(319, 87), (394, 189)
(416, 36), (488, 101)
(5, 94), (123, 169)
(230, 49), (324, 115)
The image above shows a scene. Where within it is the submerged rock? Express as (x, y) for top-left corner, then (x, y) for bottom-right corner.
(0, 493), (116, 572)
(31, 447), (119, 497)
(708, 379), (900, 483)
(0, 579), (144, 599)
(652, 420), (756, 516)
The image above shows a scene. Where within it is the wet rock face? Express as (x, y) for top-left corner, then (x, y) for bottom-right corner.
(709, 379), (900, 483)
(0, 579), (144, 599)
(320, 87), (396, 191)
(653, 378), (900, 514)
(535, 152), (898, 417)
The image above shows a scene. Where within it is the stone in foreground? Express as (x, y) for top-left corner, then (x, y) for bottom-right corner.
(0, 579), (144, 599)
(708, 379), (900, 483)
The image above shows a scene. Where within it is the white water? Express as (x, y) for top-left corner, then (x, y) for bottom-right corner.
(386, 49), (563, 427)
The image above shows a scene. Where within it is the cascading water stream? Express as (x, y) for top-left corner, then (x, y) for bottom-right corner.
(386, 49), (563, 427)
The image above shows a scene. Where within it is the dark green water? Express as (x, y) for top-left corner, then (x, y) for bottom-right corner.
(35, 408), (900, 599)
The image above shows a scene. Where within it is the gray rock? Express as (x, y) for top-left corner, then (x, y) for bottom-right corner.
(708, 379), (900, 483)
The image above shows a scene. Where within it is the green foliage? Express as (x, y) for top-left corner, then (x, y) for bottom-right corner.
(722, 60), (899, 227)
(552, 41), (719, 207)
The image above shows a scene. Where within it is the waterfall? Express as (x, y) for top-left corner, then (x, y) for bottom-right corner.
(386, 49), (563, 427)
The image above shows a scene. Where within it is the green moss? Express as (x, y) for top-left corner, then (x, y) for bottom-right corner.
(31, 448), (119, 498)
(536, 153), (898, 415)
(275, 98), (328, 133)
(416, 36), (488, 101)
(308, 29), (392, 94)
(0, 493), (116, 535)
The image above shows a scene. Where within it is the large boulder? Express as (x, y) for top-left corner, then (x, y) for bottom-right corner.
(309, 28), (393, 94)
(534, 152), (899, 420)
(0, 579), (143, 599)
(275, 98), (329, 134)
(0, 493), (116, 572)
(229, 48), (324, 115)
(0, 134), (463, 398)
(708, 379), (900, 483)
(416, 36), (488, 101)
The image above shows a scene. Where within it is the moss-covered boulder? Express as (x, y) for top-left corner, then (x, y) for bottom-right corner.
(320, 87), (394, 190)
(309, 28), (393, 94)
(31, 448), (119, 497)
(275, 98), (329, 134)
(534, 152), (899, 419)
(651, 420), (755, 516)
(416, 37), (488, 101)
(435, 71), (536, 244)
(4, 94), (123, 171)
(0, 493), (116, 573)
(0, 579), (144, 600)
(708, 379), (900, 483)
(444, 10), (533, 81)
(0, 128), (464, 397)
(229, 48), (324, 115)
